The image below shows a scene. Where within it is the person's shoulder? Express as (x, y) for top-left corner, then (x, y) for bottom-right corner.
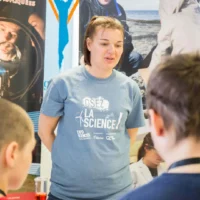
(62, 65), (83, 77)
(115, 3), (126, 19)
(52, 66), (83, 83)
(130, 159), (142, 167)
(121, 175), (167, 200)
(120, 183), (154, 200)
(115, 70), (127, 79)
(116, 3), (126, 13)
(121, 173), (200, 200)
(115, 70), (137, 86)
(130, 161), (140, 171)
(80, 0), (90, 8)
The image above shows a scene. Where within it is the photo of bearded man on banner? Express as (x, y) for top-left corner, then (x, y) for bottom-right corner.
(0, 2), (45, 112)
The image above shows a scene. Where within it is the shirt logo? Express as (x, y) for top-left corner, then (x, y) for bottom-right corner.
(77, 130), (91, 140)
(83, 97), (109, 111)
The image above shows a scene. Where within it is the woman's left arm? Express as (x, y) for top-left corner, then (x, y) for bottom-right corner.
(127, 128), (138, 146)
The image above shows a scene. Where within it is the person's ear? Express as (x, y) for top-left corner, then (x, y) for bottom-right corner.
(86, 37), (92, 51)
(5, 142), (19, 168)
(144, 145), (150, 153)
(148, 109), (165, 137)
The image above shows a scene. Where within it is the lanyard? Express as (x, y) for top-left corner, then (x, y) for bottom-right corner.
(0, 189), (6, 197)
(168, 157), (200, 171)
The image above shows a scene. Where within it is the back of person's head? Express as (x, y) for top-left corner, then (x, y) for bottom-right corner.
(137, 133), (154, 161)
(0, 99), (35, 192)
(147, 53), (200, 145)
(83, 15), (124, 66)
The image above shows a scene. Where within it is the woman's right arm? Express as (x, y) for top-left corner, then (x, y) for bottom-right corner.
(38, 113), (60, 152)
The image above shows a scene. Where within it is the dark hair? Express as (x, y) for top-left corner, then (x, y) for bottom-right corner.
(137, 133), (154, 161)
(0, 5), (30, 25)
(0, 99), (33, 150)
(147, 53), (200, 142)
(83, 15), (124, 66)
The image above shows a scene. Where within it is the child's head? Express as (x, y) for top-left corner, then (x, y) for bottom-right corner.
(0, 99), (35, 192)
(147, 53), (200, 159)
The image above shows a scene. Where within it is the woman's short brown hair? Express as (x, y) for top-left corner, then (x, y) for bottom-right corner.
(82, 16), (124, 66)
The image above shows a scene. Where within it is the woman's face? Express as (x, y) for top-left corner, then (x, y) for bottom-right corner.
(86, 27), (123, 72)
(145, 147), (163, 167)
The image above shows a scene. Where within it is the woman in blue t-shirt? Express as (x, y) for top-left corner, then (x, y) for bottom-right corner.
(39, 16), (145, 200)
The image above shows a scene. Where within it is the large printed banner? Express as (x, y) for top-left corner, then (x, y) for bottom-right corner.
(0, 0), (46, 112)
(0, 0), (46, 192)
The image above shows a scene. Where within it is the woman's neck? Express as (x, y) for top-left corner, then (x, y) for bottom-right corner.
(85, 64), (112, 79)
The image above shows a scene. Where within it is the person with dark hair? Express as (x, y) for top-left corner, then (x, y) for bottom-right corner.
(28, 13), (45, 41)
(0, 99), (36, 199)
(39, 16), (145, 200)
(80, 0), (143, 76)
(129, 133), (164, 189)
(121, 53), (200, 200)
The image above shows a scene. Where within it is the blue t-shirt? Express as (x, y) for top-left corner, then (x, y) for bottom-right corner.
(41, 66), (145, 200)
(121, 173), (200, 200)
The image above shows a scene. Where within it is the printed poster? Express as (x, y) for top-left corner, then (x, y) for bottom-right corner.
(0, 0), (46, 112)
(0, 0), (46, 195)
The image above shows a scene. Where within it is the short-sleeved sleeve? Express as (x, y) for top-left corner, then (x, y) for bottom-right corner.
(126, 82), (145, 129)
(40, 78), (67, 117)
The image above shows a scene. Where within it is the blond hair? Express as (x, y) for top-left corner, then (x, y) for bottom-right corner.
(0, 99), (34, 150)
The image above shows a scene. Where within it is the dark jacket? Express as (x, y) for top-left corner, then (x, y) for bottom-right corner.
(79, 0), (133, 54)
